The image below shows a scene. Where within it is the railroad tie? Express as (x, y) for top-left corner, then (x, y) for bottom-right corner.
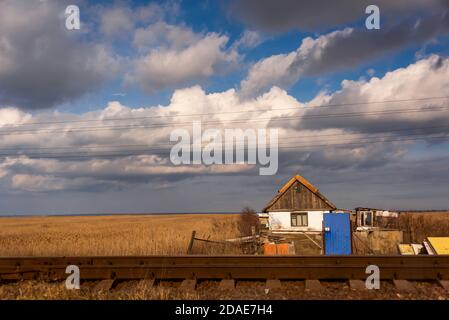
(349, 280), (366, 290)
(393, 280), (417, 293)
(305, 280), (322, 291)
(438, 280), (449, 292)
(265, 279), (282, 290)
(218, 279), (235, 290)
(180, 279), (197, 291)
(93, 279), (116, 292)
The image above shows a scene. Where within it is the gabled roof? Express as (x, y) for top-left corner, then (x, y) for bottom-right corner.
(262, 174), (337, 212)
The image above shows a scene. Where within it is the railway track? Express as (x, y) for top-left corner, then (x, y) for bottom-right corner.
(1, 255), (449, 282)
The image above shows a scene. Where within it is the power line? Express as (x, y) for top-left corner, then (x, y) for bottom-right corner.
(0, 123), (448, 153)
(1, 133), (448, 161)
(5, 95), (449, 128)
(0, 105), (448, 136)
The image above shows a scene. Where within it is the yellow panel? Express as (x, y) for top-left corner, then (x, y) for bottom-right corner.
(398, 244), (415, 255)
(427, 237), (449, 255)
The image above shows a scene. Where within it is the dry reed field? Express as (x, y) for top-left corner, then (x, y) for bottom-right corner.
(0, 214), (242, 256)
(398, 211), (449, 243)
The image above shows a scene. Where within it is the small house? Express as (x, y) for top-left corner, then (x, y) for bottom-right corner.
(355, 207), (399, 229)
(262, 174), (337, 233)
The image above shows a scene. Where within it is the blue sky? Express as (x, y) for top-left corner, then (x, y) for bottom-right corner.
(0, 0), (449, 214)
(52, 0), (449, 113)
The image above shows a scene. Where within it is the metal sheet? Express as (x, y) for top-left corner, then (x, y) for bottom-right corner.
(427, 237), (449, 255)
(423, 240), (435, 255)
(411, 244), (424, 255)
(324, 213), (352, 255)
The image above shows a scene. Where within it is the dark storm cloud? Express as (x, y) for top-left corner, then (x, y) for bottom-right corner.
(0, 1), (119, 110)
(295, 155), (449, 210)
(230, 0), (449, 32)
(241, 13), (449, 97)
(296, 14), (449, 77)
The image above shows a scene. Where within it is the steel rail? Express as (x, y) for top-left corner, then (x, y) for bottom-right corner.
(0, 255), (448, 281)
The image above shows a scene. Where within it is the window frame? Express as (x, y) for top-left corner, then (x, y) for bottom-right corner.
(361, 211), (373, 226)
(291, 212), (308, 227)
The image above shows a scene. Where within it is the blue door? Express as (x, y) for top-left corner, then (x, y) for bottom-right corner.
(324, 213), (352, 255)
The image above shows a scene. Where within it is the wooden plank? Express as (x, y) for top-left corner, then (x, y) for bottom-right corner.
(310, 190), (315, 209)
(302, 232), (322, 249)
(187, 231), (196, 254)
(296, 175), (318, 194)
(292, 183), (297, 208)
(305, 279), (322, 291)
(393, 280), (416, 292)
(278, 176), (297, 194)
(290, 186), (294, 209)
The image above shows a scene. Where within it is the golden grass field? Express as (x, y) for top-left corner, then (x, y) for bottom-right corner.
(0, 214), (244, 299)
(0, 214), (242, 256)
(2, 211), (447, 257)
(398, 212), (449, 243)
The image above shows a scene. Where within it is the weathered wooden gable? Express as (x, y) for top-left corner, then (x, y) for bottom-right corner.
(263, 175), (336, 212)
(268, 181), (332, 211)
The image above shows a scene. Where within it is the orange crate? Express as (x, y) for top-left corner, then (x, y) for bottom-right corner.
(263, 243), (293, 255)
(263, 243), (277, 255)
(276, 243), (290, 255)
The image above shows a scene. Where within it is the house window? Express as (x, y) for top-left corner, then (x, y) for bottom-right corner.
(291, 212), (308, 227)
(361, 211), (373, 226)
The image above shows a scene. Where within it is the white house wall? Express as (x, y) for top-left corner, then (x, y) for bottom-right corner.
(268, 211), (325, 232)
(375, 210), (399, 218)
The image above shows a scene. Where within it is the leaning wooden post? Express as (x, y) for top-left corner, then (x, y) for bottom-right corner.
(251, 226), (256, 254)
(187, 230), (196, 254)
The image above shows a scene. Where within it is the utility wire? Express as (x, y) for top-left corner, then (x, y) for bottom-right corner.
(5, 95), (449, 127)
(0, 123), (448, 153)
(0, 123), (448, 156)
(0, 105), (448, 136)
(1, 133), (448, 160)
